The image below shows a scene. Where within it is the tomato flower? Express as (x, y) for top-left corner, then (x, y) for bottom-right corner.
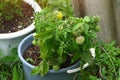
(55, 11), (63, 19)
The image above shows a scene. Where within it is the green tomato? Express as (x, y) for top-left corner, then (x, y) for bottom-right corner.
(95, 25), (101, 32)
(53, 65), (60, 71)
(76, 36), (85, 45)
(93, 16), (100, 22)
(32, 40), (37, 45)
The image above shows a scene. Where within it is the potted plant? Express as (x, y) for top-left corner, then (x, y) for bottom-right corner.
(0, 0), (41, 57)
(18, 8), (101, 80)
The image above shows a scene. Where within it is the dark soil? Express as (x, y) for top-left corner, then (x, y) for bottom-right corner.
(23, 45), (41, 66)
(0, 2), (34, 33)
(23, 45), (73, 69)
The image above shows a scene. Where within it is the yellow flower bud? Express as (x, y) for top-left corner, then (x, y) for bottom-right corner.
(55, 11), (63, 19)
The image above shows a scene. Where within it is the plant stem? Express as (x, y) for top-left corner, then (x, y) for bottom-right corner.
(101, 47), (117, 79)
(99, 65), (104, 79)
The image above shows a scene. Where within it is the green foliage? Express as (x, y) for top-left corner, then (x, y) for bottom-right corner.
(0, 48), (24, 80)
(0, 0), (23, 21)
(35, 0), (73, 16)
(32, 60), (49, 76)
(74, 41), (120, 80)
(32, 9), (100, 76)
(0, 50), (4, 59)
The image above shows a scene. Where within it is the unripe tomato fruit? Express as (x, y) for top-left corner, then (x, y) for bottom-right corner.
(32, 40), (37, 45)
(95, 25), (101, 32)
(76, 36), (85, 45)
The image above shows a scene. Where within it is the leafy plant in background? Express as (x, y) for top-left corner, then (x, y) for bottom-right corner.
(31, 8), (101, 76)
(0, 0), (23, 25)
(35, 0), (73, 16)
(0, 50), (4, 59)
(0, 48), (24, 80)
(74, 41), (120, 80)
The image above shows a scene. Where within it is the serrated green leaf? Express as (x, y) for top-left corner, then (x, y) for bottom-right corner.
(40, 48), (49, 59)
(73, 23), (82, 31)
(57, 47), (63, 57)
(32, 66), (40, 75)
(63, 31), (67, 39)
(91, 31), (97, 38)
(71, 51), (80, 63)
(39, 30), (53, 43)
(84, 24), (89, 34)
(39, 60), (49, 76)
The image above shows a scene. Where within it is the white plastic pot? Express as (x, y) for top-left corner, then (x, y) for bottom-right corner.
(0, 0), (41, 57)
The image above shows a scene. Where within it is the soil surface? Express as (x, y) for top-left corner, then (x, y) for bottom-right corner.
(23, 45), (41, 66)
(23, 45), (73, 69)
(0, 2), (34, 33)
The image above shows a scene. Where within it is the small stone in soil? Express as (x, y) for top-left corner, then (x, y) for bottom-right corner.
(30, 16), (34, 19)
(18, 26), (23, 29)
(15, 19), (18, 22)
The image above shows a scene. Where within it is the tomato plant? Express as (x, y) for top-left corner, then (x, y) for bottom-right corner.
(32, 9), (100, 76)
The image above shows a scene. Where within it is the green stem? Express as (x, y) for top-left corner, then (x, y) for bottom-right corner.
(66, 0), (69, 15)
(101, 47), (117, 79)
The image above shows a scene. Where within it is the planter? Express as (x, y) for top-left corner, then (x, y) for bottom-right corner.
(18, 33), (80, 80)
(0, 0), (41, 57)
